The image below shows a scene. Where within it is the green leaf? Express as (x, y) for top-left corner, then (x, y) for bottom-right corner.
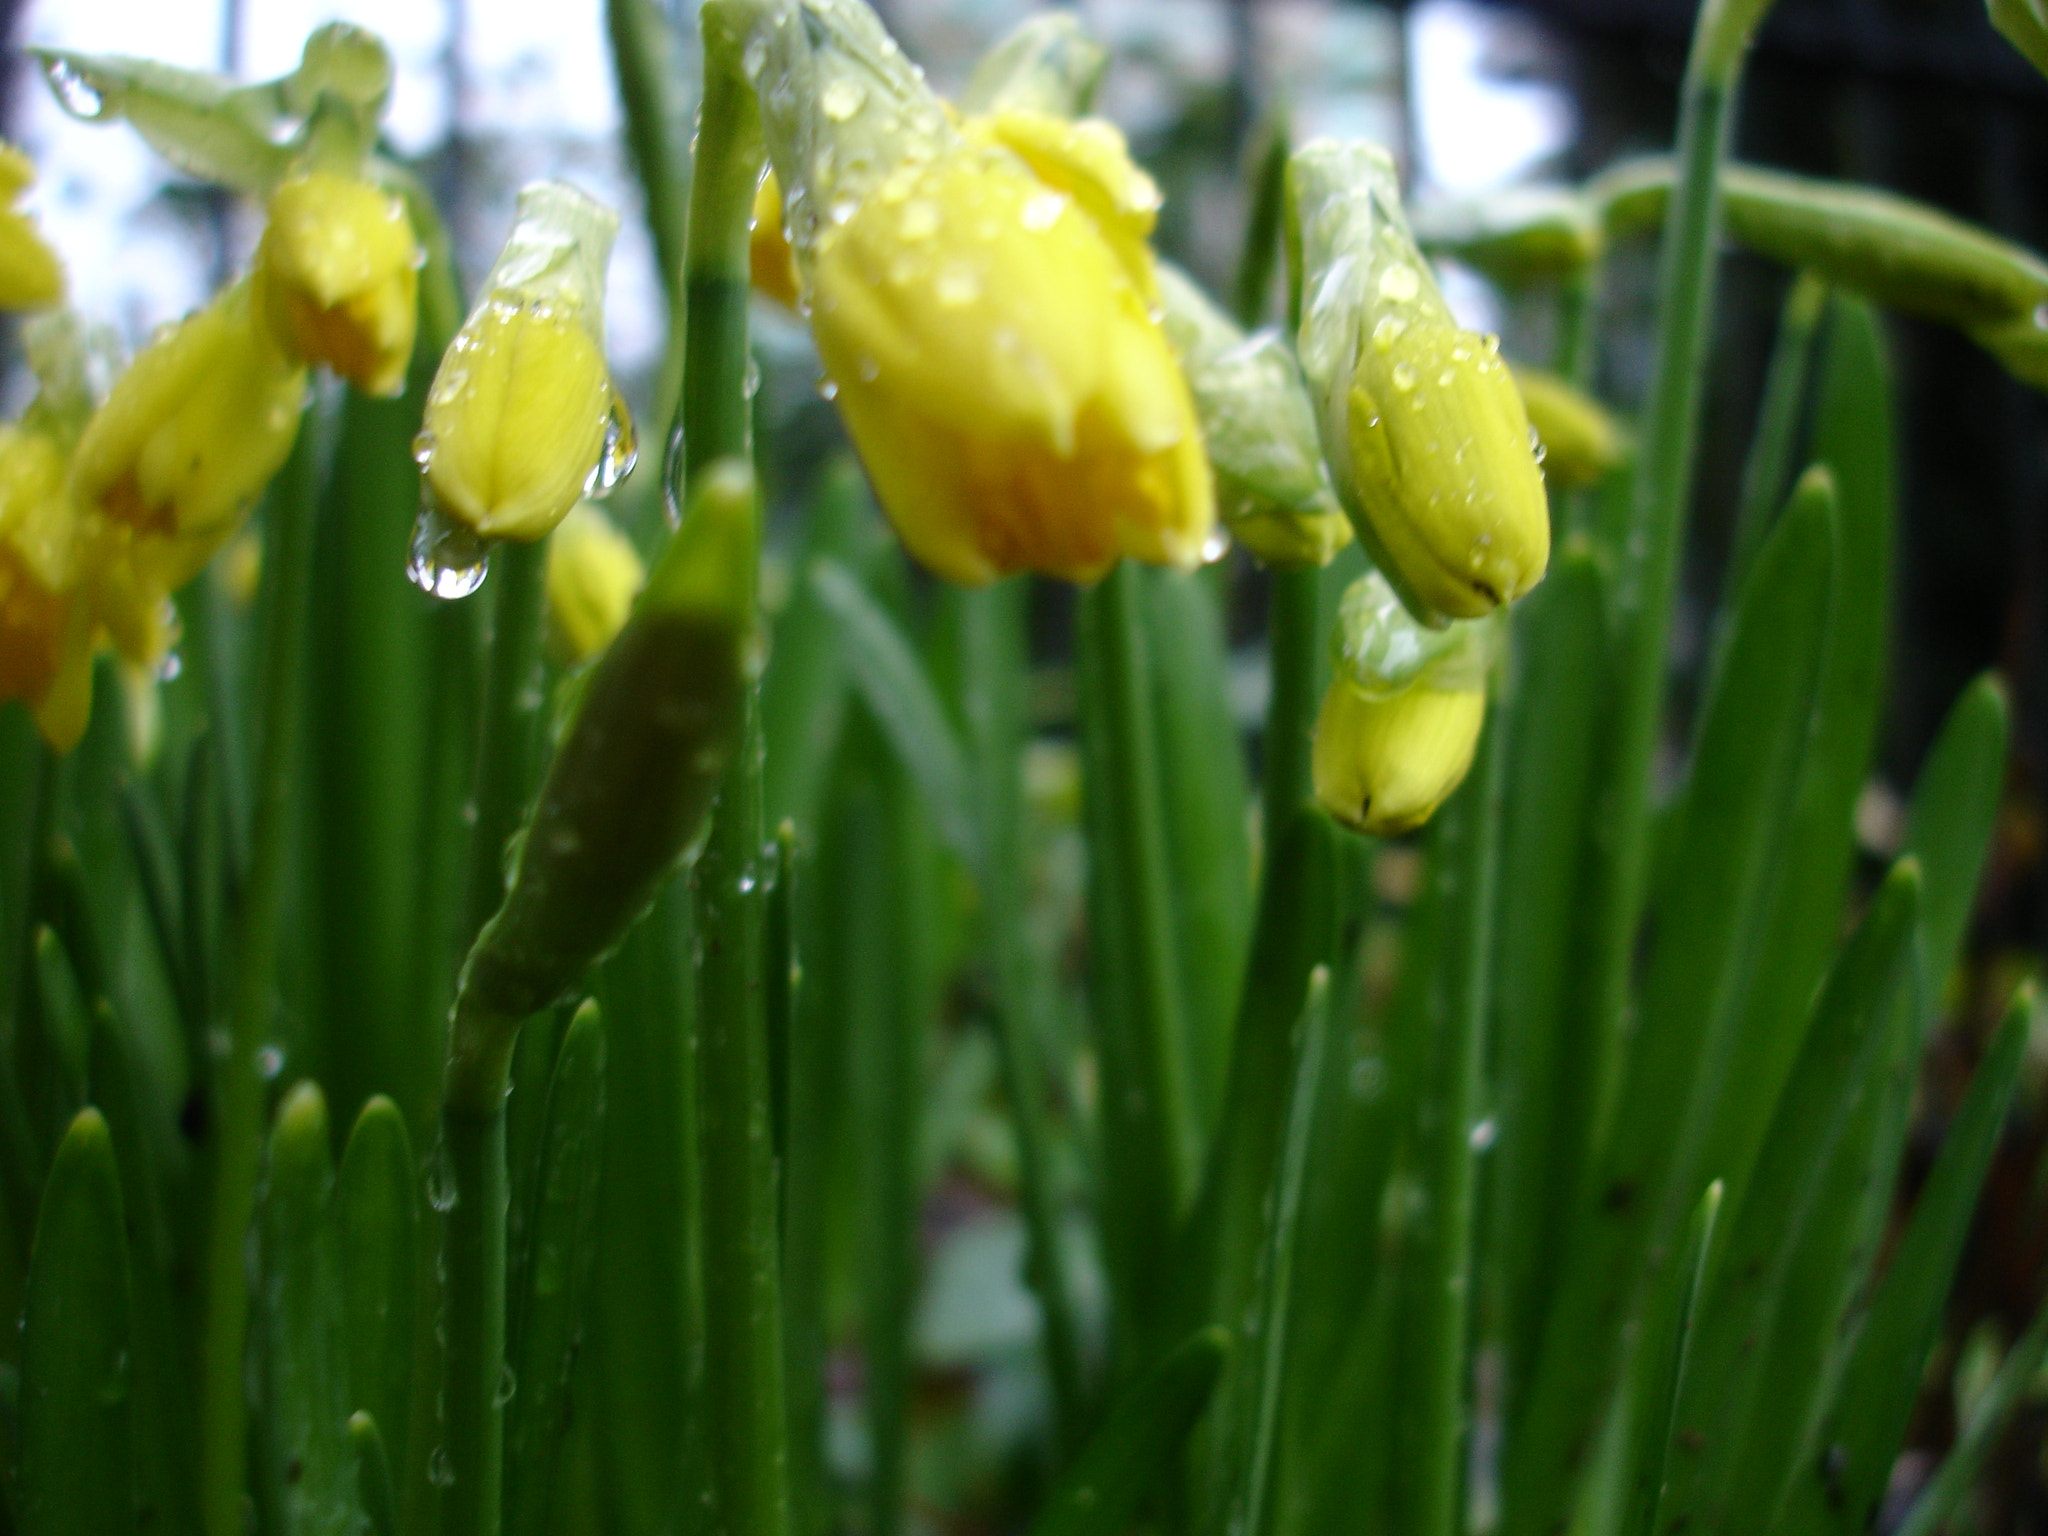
(1506, 474), (1836, 1517)
(1905, 675), (2009, 981)
(808, 559), (978, 870)
(336, 1096), (417, 1477)
(1779, 982), (2034, 1534)
(1658, 858), (1921, 1530)
(18, 1108), (136, 1536)
(1028, 1326), (1232, 1536)
(1622, 1180), (1723, 1536)
(262, 1082), (363, 1536)
(506, 1001), (608, 1536)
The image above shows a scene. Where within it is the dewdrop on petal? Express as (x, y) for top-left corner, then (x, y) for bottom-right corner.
(256, 167), (421, 397)
(545, 501), (645, 665)
(412, 181), (633, 593)
(1511, 364), (1624, 489)
(744, 0), (1212, 586)
(1291, 140), (1548, 626)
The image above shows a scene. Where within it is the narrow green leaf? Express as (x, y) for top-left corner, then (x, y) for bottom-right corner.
(1143, 566), (1253, 1128)
(336, 1095), (417, 1476)
(1895, 1290), (2048, 1536)
(506, 1001), (608, 1536)
(1623, 1180), (1723, 1536)
(1028, 1326), (1232, 1536)
(28, 925), (89, 1135)
(348, 1412), (397, 1536)
(1507, 476), (1836, 1517)
(1781, 983), (2033, 1535)
(1658, 858), (1920, 1530)
(262, 1082), (362, 1536)
(809, 559), (978, 868)
(1905, 674), (2009, 980)
(765, 823), (798, 1180)
(18, 1107), (136, 1536)
(1725, 272), (1827, 593)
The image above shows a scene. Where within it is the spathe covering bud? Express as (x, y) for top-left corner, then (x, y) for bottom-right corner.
(1154, 262), (1351, 569)
(1312, 570), (1496, 835)
(1289, 140), (1549, 627)
(415, 182), (631, 551)
(739, 0), (1213, 586)
(458, 459), (757, 1025)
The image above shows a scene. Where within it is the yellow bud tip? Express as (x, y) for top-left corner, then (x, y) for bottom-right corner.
(750, 169), (802, 309)
(1312, 677), (1485, 836)
(546, 501), (646, 665)
(1345, 322), (1550, 621)
(422, 298), (615, 543)
(258, 169), (422, 397)
(807, 140), (1213, 586)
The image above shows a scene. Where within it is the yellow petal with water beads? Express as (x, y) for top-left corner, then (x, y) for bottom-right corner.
(256, 168), (421, 397)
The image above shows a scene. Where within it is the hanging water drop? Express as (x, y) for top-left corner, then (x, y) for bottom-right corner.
(425, 1144), (459, 1213)
(427, 1448), (456, 1488)
(662, 418), (687, 529)
(407, 499), (491, 600)
(495, 1364), (518, 1406)
(42, 58), (105, 119)
(1200, 527), (1231, 564)
(820, 78), (866, 122)
(583, 393), (638, 498)
(255, 1045), (285, 1081)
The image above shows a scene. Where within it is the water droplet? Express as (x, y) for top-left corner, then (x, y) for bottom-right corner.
(1200, 527), (1230, 564)
(407, 499), (491, 600)
(826, 198), (859, 227)
(1469, 1117), (1498, 1151)
(427, 1448), (455, 1488)
(662, 419), (687, 529)
(411, 429), (437, 468)
(42, 58), (105, 119)
(583, 393), (638, 498)
(495, 1364), (518, 1406)
(820, 78), (866, 122)
(935, 263), (981, 307)
(156, 649), (183, 682)
(898, 199), (939, 240)
(736, 871), (757, 894)
(425, 1146), (458, 1213)
(1377, 265), (1421, 303)
(743, 356), (763, 400)
(742, 37), (768, 80)
(1020, 191), (1067, 231)
(1391, 361), (1419, 393)
(256, 1045), (285, 1081)
(1372, 314), (1407, 352)
(819, 376), (839, 401)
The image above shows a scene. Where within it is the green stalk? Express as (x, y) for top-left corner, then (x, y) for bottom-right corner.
(461, 538), (549, 945)
(683, 11), (787, 1536)
(199, 414), (320, 1536)
(1408, 674), (1507, 1536)
(1087, 563), (1199, 1213)
(1576, 0), (1770, 1149)
(1260, 568), (1321, 838)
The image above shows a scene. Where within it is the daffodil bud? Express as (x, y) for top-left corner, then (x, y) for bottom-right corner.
(256, 167), (420, 396)
(1312, 678), (1485, 836)
(71, 275), (306, 596)
(415, 182), (630, 555)
(1155, 261), (1350, 569)
(545, 501), (645, 665)
(1313, 569), (1494, 835)
(460, 459), (757, 1023)
(1290, 140), (1549, 626)
(0, 145), (62, 312)
(0, 425), (93, 748)
(741, 0), (1213, 585)
(1512, 365), (1624, 488)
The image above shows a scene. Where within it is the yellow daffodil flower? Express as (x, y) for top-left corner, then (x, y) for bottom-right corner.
(256, 167), (421, 396)
(0, 426), (93, 748)
(545, 501), (645, 665)
(418, 182), (625, 545)
(70, 276), (306, 654)
(748, 0), (1213, 586)
(0, 144), (63, 313)
(1293, 140), (1549, 626)
(1312, 675), (1485, 836)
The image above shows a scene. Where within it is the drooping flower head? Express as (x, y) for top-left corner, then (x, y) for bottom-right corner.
(1291, 140), (1549, 627)
(256, 167), (421, 397)
(741, 0), (1213, 586)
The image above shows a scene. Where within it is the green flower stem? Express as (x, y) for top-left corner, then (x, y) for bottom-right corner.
(684, 11), (788, 1536)
(1578, 0), (1766, 1123)
(1409, 664), (1508, 1536)
(199, 415), (319, 1536)
(1260, 567), (1321, 837)
(461, 537), (549, 946)
(1726, 269), (1827, 596)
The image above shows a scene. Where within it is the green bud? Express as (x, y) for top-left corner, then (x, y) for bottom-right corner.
(1512, 365), (1625, 488)
(1312, 676), (1485, 836)
(1289, 139), (1550, 626)
(1592, 156), (2048, 330)
(1410, 184), (1603, 286)
(958, 12), (1108, 117)
(1155, 262), (1351, 569)
(1970, 310), (2048, 394)
(457, 459), (758, 1025)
